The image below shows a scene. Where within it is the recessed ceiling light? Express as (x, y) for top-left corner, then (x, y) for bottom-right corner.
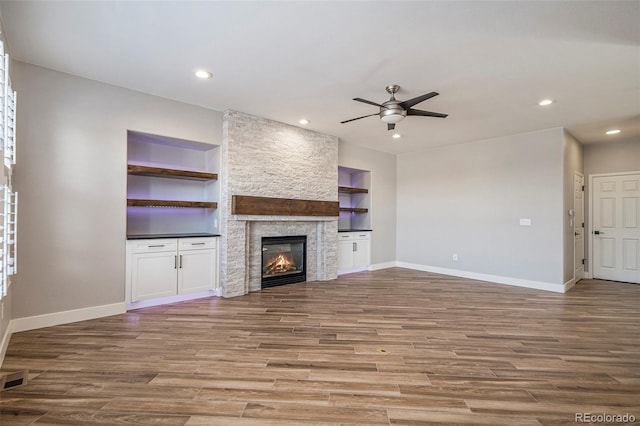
(392, 133), (401, 139)
(538, 99), (553, 106)
(194, 70), (212, 79)
(606, 129), (621, 135)
(299, 119), (309, 125)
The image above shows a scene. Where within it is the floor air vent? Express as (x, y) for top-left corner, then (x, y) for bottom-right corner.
(1, 370), (28, 391)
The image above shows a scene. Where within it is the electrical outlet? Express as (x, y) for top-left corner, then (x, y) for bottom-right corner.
(452, 254), (458, 261)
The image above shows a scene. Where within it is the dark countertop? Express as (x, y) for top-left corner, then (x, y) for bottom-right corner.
(338, 229), (372, 233)
(127, 233), (221, 240)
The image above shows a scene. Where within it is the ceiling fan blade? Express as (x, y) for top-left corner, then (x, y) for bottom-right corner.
(340, 113), (379, 124)
(353, 97), (382, 107)
(399, 92), (439, 109)
(387, 123), (395, 131)
(406, 108), (448, 118)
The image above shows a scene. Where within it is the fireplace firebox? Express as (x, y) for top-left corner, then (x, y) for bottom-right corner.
(261, 236), (306, 288)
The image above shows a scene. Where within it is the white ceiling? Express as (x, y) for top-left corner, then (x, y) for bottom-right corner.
(1, 1), (639, 154)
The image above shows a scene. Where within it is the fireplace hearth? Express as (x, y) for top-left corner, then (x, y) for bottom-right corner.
(261, 236), (306, 288)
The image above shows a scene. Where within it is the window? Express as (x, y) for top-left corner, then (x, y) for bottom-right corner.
(0, 41), (17, 299)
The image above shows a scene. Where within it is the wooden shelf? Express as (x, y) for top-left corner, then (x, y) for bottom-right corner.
(338, 186), (368, 194)
(127, 199), (218, 208)
(232, 195), (339, 216)
(127, 165), (218, 181)
(339, 207), (369, 213)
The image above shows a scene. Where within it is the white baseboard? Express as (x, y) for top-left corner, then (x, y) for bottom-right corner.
(10, 302), (126, 334)
(564, 278), (576, 292)
(369, 261), (398, 271)
(337, 261), (397, 275)
(126, 290), (217, 311)
(0, 321), (13, 367)
(337, 265), (370, 275)
(584, 271), (593, 279)
(396, 262), (566, 293)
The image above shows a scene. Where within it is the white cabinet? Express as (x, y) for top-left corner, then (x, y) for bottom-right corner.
(126, 237), (218, 303)
(132, 250), (177, 301)
(352, 234), (371, 268)
(338, 236), (355, 272)
(178, 238), (217, 294)
(337, 232), (371, 274)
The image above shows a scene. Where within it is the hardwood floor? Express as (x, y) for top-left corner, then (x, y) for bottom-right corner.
(1, 268), (639, 425)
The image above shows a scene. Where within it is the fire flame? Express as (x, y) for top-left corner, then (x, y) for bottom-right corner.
(273, 254), (294, 271)
(264, 253), (297, 275)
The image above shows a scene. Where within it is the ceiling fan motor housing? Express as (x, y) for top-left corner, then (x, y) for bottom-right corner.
(380, 101), (406, 123)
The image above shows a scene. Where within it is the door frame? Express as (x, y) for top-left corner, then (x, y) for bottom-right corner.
(574, 171), (584, 284)
(587, 171), (640, 280)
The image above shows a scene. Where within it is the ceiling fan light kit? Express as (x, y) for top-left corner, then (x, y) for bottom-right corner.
(380, 111), (406, 123)
(341, 84), (448, 131)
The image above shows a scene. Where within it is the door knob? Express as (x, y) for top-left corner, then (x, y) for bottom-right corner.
(594, 230), (604, 235)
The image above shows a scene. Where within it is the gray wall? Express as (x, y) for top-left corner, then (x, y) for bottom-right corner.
(12, 62), (222, 319)
(583, 138), (640, 273)
(584, 138), (640, 176)
(396, 127), (565, 285)
(338, 140), (397, 266)
(562, 130), (584, 283)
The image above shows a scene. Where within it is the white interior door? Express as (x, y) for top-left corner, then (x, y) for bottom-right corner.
(574, 173), (584, 282)
(592, 173), (640, 284)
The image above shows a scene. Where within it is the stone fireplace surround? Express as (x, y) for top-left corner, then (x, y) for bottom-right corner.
(221, 110), (339, 297)
(226, 217), (337, 295)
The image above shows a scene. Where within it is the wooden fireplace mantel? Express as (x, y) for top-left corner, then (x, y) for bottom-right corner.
(232, 195), (339, 217)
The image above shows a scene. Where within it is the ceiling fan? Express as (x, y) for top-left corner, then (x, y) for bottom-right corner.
(341, 84), (448, 131)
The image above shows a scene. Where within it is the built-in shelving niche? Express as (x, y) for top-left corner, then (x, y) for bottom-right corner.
(127, 131), (220, 238)
(338, 166), (371, 231)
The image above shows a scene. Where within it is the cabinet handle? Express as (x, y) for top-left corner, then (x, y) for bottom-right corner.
(353, 242), (356, 252)
(191, 242), (206, 246)
(149, 244), (165, 248)
(179, 255), (183, 269)
(174, 255), (178, 269)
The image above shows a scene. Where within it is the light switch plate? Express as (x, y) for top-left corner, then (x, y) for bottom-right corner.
(519, 218), (532, 226)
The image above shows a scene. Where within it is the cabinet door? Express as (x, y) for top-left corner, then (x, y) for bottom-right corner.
(178, 249), (216, 294)
(353, 239), (371, 268)
(338, 240), (354, 270)
(352, 233), (371, 268)
(131, 252), (177, 301)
